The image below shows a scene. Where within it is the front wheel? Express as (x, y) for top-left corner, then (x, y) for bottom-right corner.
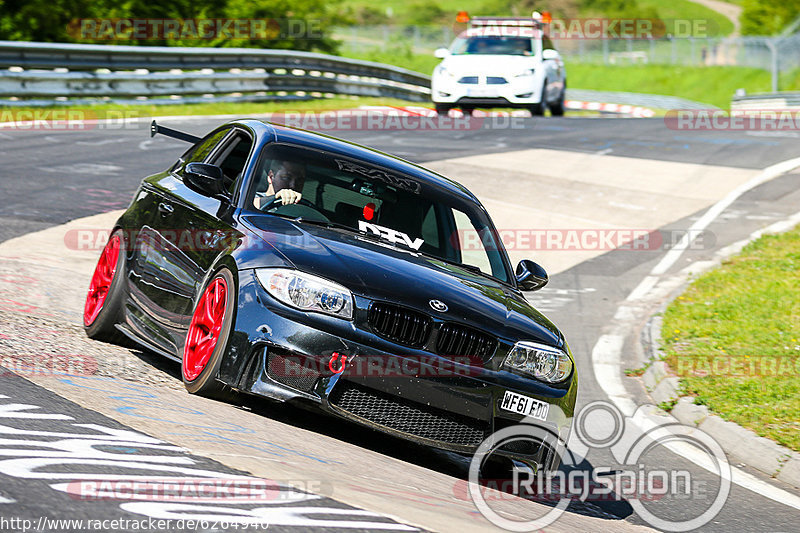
(434, 103), (451, 116)
(529, 82), (548, 116)
(84, 229), (127, 344)
(182, 267), (236, 398)
(550, 83), (566, 116)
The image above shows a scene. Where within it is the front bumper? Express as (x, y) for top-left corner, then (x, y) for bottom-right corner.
(222, 270), (577, 465)
(432, 74), (543, 106)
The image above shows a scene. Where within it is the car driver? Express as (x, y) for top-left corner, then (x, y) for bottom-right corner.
(255, 160), (306, 209)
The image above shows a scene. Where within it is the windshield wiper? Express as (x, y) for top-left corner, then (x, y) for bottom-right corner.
(416, 250), (503, 282)
(288, 217), (384, 243)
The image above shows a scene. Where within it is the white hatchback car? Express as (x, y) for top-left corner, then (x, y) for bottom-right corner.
(431, 17), (566, 116)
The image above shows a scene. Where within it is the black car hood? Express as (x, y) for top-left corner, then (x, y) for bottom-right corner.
(240, 214), (563, 346)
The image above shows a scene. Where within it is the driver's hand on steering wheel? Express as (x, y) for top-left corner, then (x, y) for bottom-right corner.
(275, 189), (302, 205)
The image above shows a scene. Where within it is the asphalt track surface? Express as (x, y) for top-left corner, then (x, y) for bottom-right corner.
(1, 115), (800, 532)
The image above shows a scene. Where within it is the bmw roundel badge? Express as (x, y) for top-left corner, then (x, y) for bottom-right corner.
(429, 299), (448, 312)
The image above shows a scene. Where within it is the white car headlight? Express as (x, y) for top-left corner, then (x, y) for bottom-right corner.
(256, 268), (353, 319)
(514, 68), (536, 78)
(503, 341), (573, 383)
(436, 65), (455, 79)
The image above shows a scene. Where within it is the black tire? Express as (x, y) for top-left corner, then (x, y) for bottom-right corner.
(479, 454), (515, 480)
(461, 105), (476, 116)
(84, 229), (128, 345)
(182, 267), (236, 400)
(434, 103), (451, 116)
(550, 82), (566, 117)
(529, 81), (548, 116)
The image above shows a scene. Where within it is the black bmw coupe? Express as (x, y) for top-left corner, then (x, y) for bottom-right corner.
(84, 119), (577, 472)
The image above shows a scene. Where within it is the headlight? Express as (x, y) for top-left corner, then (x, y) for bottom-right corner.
(503, 341), (573, 383)
(514, 68), (536, 77)
(255, 268), (353, 319)
(437, 66), (455, 79)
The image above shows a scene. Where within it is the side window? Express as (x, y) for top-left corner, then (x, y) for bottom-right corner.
(173, 128), (231, 176)
(420, 203), (441, 251)
(209, 131), (254, 195)
(453, 209), (493, 275)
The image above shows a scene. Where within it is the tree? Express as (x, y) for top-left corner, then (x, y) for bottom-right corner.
(740, 0), (800, 36)
(0, 0), (341, 52)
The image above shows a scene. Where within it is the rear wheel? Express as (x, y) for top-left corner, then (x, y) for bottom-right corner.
(461, 105), (476, 116)
(182, 267), (236, 399)
(84, 230), (127, 344)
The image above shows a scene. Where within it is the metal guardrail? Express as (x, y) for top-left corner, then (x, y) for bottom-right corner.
(731, 92), (800, 111)
(0, 41), (432, 104)
(0, 41), (716, 111)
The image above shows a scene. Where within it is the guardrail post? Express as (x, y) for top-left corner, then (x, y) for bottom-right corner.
(766, 38), (779, 92)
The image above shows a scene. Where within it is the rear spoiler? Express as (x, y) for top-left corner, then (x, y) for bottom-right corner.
(150, 120), (201, 144)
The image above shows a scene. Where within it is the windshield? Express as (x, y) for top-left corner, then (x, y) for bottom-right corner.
(246, 143), (511, 283)
(451, 36), (533, 56)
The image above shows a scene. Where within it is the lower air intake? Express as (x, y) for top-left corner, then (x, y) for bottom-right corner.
(329, 382), (486, 447)
(267, 351), (320, 393)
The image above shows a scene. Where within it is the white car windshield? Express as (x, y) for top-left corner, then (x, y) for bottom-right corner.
(451, 36), (533, 56)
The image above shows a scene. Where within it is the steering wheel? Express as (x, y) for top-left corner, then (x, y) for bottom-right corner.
(263, 197), (319, 211)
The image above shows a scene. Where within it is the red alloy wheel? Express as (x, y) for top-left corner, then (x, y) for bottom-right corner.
(83, 235), (121, 327)
(183, 276), (228, 382)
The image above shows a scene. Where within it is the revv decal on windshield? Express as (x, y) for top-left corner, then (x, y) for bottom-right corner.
(359, 221), (424, 250)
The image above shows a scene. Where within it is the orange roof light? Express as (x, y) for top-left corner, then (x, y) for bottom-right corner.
(542, 11), (552, 24)
(456, 11), (470, 23)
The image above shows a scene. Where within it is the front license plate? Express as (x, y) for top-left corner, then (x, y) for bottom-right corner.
(466, 88), (494, 97)
(500, 390), (549, 421)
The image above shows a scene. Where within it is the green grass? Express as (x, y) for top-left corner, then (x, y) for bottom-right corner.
(346, 50), (441, 76)
(564, 63), (779, 108)
(661, 225), (800, 451)
(0, 96), (413, 120)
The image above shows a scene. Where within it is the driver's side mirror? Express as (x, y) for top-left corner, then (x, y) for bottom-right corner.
(184, 162), (226, 198)
(434, 47), (450, 59)
(542, 49), (559, 60)
(516, 259), (548, 291)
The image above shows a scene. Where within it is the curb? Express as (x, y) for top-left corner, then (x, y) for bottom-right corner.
(640, 214), (800, 489)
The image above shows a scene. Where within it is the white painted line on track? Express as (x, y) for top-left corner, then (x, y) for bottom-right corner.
(648, 155), (800, 277)
(590, 154), (800, 508)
